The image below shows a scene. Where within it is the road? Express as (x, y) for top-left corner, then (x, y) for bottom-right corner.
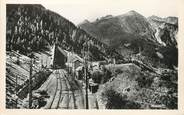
(35, 69), (85, 109)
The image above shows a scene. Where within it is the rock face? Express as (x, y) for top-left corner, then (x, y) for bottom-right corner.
(6, 4), (178, 109)
(79, 11), (178, 69)
(148, 16), (178, 47)
(99, 63), (177, 109)
(6, 4), (123, 61)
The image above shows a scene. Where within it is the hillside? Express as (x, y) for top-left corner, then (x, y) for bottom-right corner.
(79, 11), (178, 69)
(6, 4), (178, 109)
(6, 4), (123, 61)
(79, 11), (156, 45)
(6, 4), (126, 108)
(97, 63), (177, 109)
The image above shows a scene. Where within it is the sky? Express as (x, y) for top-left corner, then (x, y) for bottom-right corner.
(42, 0), (178, 25)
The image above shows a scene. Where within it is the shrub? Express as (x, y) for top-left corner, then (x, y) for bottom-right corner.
(101, 88), (141, 109)
(91, 68), (112, 84)
(136, 72), (154, 88)
(160, 94), (177, 109)
(115, 68), (123, 74)
(102, 68), (112, 83)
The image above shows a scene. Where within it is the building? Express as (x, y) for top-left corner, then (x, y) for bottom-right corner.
(65, 51), (84, 71)
(50, 44), (67, 69)
(91, 60), (107, 71)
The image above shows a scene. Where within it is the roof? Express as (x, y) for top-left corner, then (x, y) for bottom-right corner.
(76, 65), (84, 71)
(57, 46), (67, 57)
(64, 50), (84, 63)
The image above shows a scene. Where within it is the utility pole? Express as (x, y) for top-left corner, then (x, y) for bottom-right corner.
(85, 40), (90, 109)
(113, 57), (116, 77)
(82, 41), (89, 109)
(15, 51), (19, 108)
(72, 47), (74, 79)
(29, 53), (33, 109)
(85, 61), (89, 109)
(41, 54), (43, 70)
(15, 75), (18, 108)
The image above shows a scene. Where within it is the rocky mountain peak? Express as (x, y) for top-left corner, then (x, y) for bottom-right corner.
(148, 15), (178, 25)
(127, 10), (140, 15)
(80, 19), (90, 24)
(117, 10), (143, 18)
(165, 16), (178, 25)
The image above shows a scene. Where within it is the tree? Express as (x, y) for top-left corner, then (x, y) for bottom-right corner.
(101, 88), (141, 109)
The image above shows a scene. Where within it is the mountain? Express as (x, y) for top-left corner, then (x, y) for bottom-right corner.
(147, 15), (178, 47)
(79, 10), (156, 45)
(79, 11), (178, 69)
(148, 15), (178, 25)
(6, 4), (178, 109)
(6, 4), (123, 61)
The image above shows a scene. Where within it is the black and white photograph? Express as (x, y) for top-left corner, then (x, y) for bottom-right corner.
(2, 0), (182, 110)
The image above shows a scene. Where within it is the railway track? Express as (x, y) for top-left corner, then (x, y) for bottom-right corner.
(46, 69), (71, 109)
(62, 71), (77, 109)
(64, 70), (86, 109)
(56, 70), (64, 109)
(44, 69), (84, 109)
(46, 70), (61, 109)
(59, 70), (70, 109)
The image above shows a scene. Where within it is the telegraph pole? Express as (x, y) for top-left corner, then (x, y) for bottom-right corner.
(15, 51), (19, 108)
(28, 53), (33, 109)
(86, 40), (90, 109)
(85, 63), (89, 109)
(72, 47), (74, 79)
(113, 57), (116, 77)
(15, 75), (18, 108)
(83, 41), (89, 109)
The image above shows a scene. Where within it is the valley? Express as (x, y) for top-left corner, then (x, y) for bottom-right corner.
(6, 4), (178, 109)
